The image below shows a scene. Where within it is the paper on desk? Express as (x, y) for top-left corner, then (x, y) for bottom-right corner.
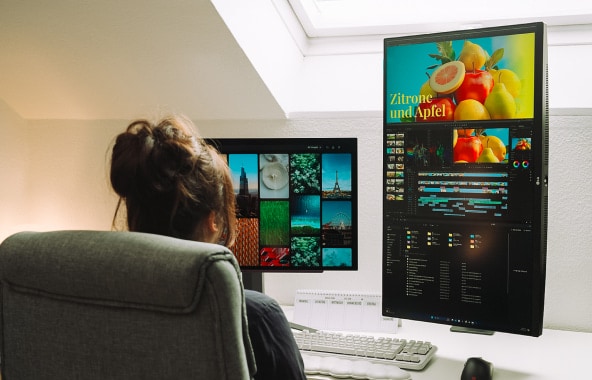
(293, 289), (398, 333)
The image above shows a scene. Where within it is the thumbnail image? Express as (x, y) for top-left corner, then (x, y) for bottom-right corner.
(259, 201), (289, 246)
(512, 137), (531, 151)
(259, 153), (289, 199)
(454, 128), (509, 164)
(228, 153), (259, 217)
(386, 193), (404, 201)
(322, 247), (353, 268)
(322, 201), (353, 247)
(322, 153), (352, 199)
(290, 153), (321, 194)
(260, 247), (290, 267)
(291, 195), (321, 235)
(291, 236), (321, 268)
(231, 218), (259, 267)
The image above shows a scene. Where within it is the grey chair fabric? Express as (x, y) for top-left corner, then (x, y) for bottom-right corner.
(0, 230), (256, 379)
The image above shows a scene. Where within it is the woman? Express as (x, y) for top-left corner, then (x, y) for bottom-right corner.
(109, 115), (306, 380)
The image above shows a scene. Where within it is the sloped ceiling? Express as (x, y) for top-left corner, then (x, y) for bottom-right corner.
(0, 0), (286, 120)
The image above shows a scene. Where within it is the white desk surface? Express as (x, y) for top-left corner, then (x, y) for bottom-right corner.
(283, 306), (592, 379)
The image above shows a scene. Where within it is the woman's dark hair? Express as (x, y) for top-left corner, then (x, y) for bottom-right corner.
(109, 115), (236, 246)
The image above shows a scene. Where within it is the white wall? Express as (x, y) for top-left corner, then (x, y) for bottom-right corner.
(0, 111), (591, 333)
(0, 100), (28, 240)
(0, 118), (123, 241)
(542, 113), (592, 331)
(23, 120), (123, 234)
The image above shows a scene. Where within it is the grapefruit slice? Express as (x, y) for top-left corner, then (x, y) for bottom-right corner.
(429, 61), (465, 95)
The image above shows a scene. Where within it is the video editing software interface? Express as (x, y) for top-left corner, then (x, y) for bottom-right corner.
(382, 23), (548, 336)
(209, 138), (358, 272)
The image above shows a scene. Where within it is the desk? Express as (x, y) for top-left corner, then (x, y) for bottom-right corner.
(283, 306), (592, 379)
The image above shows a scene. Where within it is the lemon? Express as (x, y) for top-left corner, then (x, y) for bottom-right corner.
(458, 41), (487, 71)
(429, 61), (465, 95)
(489, 68), (522, 98)
(454, 99), (491, 121)
(420, 79), (437, 98)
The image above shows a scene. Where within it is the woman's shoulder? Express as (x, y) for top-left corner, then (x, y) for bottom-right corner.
(244, 289), (291, 326)
(244, 289), (281, 312)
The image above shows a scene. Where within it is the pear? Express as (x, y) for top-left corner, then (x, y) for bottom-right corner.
(458, 41), (487, 71)
(489, 68), (522, 98)
(476, 147), (500, 163)
(479, 135), (507, 161)
(484, 82), (516, 119)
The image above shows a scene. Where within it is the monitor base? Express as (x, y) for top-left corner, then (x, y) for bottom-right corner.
(450, 326), (495, 335)
(242, 271), (264, 293)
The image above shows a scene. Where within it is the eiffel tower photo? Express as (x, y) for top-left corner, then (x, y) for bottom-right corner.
(323, 169), (351, 199)
(332, 170), (341, 194)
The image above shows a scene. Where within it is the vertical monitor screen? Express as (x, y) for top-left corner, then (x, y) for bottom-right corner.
(209, 138), (358, 272)
(382, 23), (548, 336)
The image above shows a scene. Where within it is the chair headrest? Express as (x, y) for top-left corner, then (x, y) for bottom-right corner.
(0, 230), (240, 313)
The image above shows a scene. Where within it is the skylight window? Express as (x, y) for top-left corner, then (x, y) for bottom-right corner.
(289, 0), (592, 38)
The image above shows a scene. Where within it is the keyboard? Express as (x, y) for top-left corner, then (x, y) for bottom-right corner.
(293, 330), (437, 372)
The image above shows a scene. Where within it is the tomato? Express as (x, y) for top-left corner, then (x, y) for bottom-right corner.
(415, 97), (455, 122)
(455, 70), (494, 104)
(454, 136), (483, 163)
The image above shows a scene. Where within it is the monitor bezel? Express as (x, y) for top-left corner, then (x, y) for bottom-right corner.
(382, 22), (548, 337)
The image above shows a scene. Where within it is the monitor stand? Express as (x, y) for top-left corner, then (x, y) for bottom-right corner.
(242, 271), (264, 293)
(450, 326), (495, 335)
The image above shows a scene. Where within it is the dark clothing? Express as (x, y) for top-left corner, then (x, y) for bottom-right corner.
(245, 290), (307, 380)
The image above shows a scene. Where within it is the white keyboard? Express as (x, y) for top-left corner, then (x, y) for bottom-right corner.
(293, 330), (436, 372)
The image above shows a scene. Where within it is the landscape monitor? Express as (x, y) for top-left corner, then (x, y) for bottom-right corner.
(382, 22), (548, 336)
(208, 137), (358, 291)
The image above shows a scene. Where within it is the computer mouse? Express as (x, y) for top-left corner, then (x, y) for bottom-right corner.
(461, 357), (493, 380)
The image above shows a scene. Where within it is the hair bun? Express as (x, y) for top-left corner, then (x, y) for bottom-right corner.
(110, 119), (196, 199)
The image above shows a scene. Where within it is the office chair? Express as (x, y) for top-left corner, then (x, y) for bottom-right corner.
(0, 230), (256, 379)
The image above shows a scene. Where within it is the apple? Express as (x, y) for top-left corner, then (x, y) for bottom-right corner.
(455, 70), (494, 104)
(415, 97), (455, 122)
(457, 129), (474, 137)
(454, 136), (483, 163)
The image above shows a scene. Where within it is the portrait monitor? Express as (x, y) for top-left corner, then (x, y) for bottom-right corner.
(208, 138), (358, 291)
(382, 23), (548, 336)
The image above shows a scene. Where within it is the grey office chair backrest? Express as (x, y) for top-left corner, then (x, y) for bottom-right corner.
(0, 230), (256, 379)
